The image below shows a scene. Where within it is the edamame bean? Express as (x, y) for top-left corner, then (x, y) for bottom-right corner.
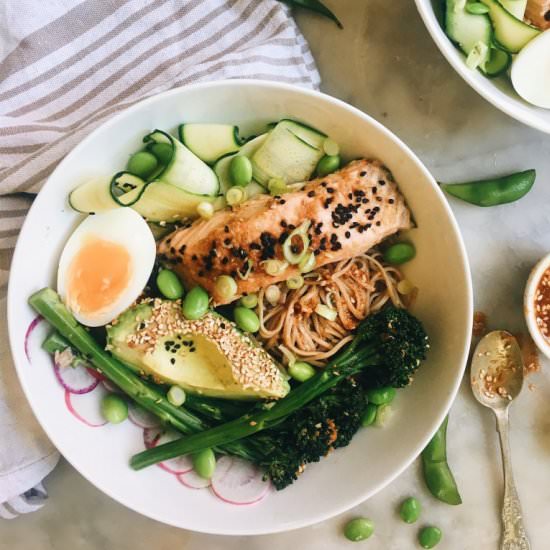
(418, 526), (442, 549)
(127, 151), (158, 179)
(288, 361), (316, 382)
(101, 394), (128, 424)
(156, 269), (184, 300)
(360, 403), (378, 427)
(229, 155), (253, 187)
(182, 286), (209, 320)
(383, 243), (416, 265)
(167, 385), (186, 407)
(399, 497), (421, 524)
(442, 169), (536, 207)
(239, 294), (258, 309)
(192, 448), (216, 479)
(344, 518), (374, 542)
(234, 306), (260, 333)
(465, 1), (489, 14)
(148, 142), (173, 165)
(366, 387), (396, 405)
(316, 154), (341, 177)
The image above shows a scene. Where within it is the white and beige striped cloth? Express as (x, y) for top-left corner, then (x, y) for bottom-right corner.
(0, 0), (319, 518)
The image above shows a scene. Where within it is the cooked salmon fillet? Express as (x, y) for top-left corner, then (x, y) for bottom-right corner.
(526, 0), (550, 29)
(159, 159), (412, 304)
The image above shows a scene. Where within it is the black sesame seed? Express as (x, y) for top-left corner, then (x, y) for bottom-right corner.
(307, 191), (315, 198)
(314, 249), (321, 256)
(178, 244), (186, 254)
(279, 199), (286, 205)
(280, 220), (288, 228)
(170, 358), (176, 365)
(222, 257), (229, 265)
(360, 171), (367, 177)
(224, 238), (231, 245)
(327, 188), (334, 194)
(224, 225), (230, 233)
(378, 179), (386, 186)
(250, 242), (261, 250)
(220, 323), (226, 329)
(376, 196), (382, 202)
(231, 270), (238, 277)
(191, 254), (198, 261)
(376, 221), (381, 226)
(345, 231), (351, 238)
(321, 182), (327, 187)
(170, 247), (176, 254)
(389, 198), (395, 204)
(372, 187), (377, 194)
(198, 270), (204, 277)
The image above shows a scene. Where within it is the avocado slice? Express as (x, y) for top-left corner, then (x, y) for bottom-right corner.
(106, 300), (289, 400)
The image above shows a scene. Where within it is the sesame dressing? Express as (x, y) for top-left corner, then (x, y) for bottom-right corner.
(534, 267), (550, 340)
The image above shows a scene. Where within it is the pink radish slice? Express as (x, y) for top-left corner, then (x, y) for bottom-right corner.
(88, 369), (106, 382)
(54, 361), (99, 394)
(211, 456), (271, 505)
(128, 402), (161, 429)
(143, 427), (164, 449)
(177, 471), (211, 489)
(154, 431), (193, 474)
(64, 386), (108, 427)
(24, 316), (43, 362)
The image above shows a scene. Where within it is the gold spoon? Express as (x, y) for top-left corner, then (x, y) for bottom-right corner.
(470, 331), (530, 550)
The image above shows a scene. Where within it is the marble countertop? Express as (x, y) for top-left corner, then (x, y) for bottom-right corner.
(3, 1), (550, 548)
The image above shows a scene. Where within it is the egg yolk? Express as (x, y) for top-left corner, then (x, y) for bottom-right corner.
(66, 237), (131, 315)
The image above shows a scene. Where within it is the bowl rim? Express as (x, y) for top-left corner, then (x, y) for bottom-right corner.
(7, 78), (473, 534)
(524, 253), (550, 359)
(413, 0), (550, 135)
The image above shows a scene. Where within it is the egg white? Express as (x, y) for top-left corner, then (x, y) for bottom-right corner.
(57, 208), (156, 327)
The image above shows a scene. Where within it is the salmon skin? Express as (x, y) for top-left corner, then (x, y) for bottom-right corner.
(158, 159), (412, 304)
(526, 0), (550, 29)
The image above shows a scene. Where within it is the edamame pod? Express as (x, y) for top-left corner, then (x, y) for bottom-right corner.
(421, 416), (462, 505)
(441, 169), (535, 207)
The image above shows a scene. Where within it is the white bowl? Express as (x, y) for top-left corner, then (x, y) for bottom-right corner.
(7, 80), (473, 535)
(524, 253), (550, 358)
(415, 0), (550, 134)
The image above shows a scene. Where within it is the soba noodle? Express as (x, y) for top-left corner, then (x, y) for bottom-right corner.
(256, 251), (404, 366)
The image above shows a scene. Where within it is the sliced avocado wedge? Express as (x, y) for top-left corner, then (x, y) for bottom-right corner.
(106, 300), (289, 400)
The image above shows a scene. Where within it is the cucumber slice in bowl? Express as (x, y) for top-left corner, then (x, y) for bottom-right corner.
(143, 130), (219, 196)
(480, 46), (512, 77)
(110, 172), (147, 206)
(500, 0), (527, 19)
(68, 176), (120, 214)
(178, 123), (241, 164)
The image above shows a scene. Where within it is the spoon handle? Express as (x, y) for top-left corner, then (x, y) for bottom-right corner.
(495, 409), (530, 550)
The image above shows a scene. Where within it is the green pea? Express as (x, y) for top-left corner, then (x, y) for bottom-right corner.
(182, 286), (209, 320)
(288, 361), (316, 383)
(465, 1), (489, 14)
(366, 387), (396, 405)
(383, 243), (416, 265)
(361, 403), (378, 427)
(344, 518), (374, 542)
(156, 269), (184, 300)
(148, 142), (173, 165)
(192, 448), (216, 479)
(229, 155), (253, 187)
(418, 526), (442, 549)
(239, 294), (258, 309)
(100, 394), (128, 424)
(316, 154), (341, 177)
(399, 497), (421, 524)
(234, 306), (260, 333)
(126, 151), (158, 179)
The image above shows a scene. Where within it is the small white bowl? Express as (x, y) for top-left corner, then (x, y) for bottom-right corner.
(524, 253), (550, 358)
(414, 0), (550, 134)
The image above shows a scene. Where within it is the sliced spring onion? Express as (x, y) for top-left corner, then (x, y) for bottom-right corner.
(263, 259), (288, 276)
(167, 386), (186, 407)
(374, 403), (393, 427)
(215, 275), (238, 300)
(282, 220), (311, 265)
(323, 138), (340, 157)
(286, 275), (304, 290)
(267, 177), (290, 196)
(466, 41), (489, 70)
(298, 251), (316, 273)
(265, 284), (281, 305)
(226, 186), (247, 206)
(315, 304), (337, 321)
(197, 201), (214, 219)
(397, 279), (415, 295)
(239, 293), (258, 309)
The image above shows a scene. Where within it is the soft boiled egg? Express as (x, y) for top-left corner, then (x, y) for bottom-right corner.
(511, 30), (550, 109)
(57, 208), (156, 327)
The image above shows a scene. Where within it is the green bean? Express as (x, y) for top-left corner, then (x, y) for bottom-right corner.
(399, 497), (421, 524)
(366, 387), (396, 405)
(288, 361), (316, 382)
(182, 286), (209, 320)
(101, 394), (128, 424)
(234, 306), (260, 333)
(229, 155), (253, 187)
(441, 169), (535, 207)
(344, 518), (374, 542)
(316, 154), (341, 177)
(383, 243), (416, 265)
(239, 294), (258, 309)
(421, 416), (462, 505)
(156, 269), (184, 300)
(148, 142), (173, 165)
(465, 1), (489, 14)
(192, 448), (216, 479)
(360, 403), (378, 427)
(418, 526), (442, 548)
(127, 151), (158, 179)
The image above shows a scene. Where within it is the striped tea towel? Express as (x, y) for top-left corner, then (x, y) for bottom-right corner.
(0, 0), (320, 518)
